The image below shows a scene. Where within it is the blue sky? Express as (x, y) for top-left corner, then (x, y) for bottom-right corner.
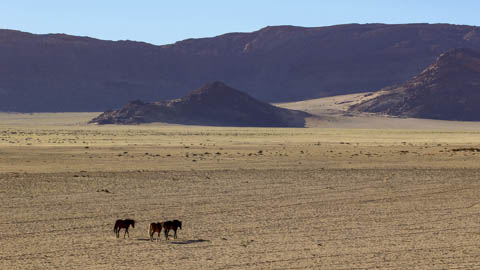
(1, 0), (479, 45)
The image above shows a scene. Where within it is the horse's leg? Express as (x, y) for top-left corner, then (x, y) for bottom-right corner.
(164, 229), (169, 240)
(174, 228), (177, 239)
(124, 228), (127, 239)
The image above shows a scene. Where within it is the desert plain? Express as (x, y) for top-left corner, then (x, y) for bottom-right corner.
(1, 111), (480, 269)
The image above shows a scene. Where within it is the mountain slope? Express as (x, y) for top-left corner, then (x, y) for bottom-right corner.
(2, 23), (480, 112)
(89, 82), (310, 127)
(349, 48), (480, 120)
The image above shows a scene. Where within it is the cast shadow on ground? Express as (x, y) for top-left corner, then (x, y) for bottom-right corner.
(135, 238), (209, 244)
(169, 239), (210, 245)
(135, 238), (152, 241)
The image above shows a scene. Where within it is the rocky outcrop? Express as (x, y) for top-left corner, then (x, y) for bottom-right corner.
(349, 48), (480, 120)
(89, 82), (310, 127)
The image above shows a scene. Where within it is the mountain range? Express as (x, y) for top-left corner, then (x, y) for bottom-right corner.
(2, 23), (480, 112)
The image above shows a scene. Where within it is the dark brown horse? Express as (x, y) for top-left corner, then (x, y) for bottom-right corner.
(149, 222), (163, 241)
(163, 219), (182, 240)
(113, 219), (135, 238)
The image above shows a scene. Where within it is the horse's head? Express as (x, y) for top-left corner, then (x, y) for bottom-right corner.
(176, 220), (182, 230)
(125, 219), (135, 228)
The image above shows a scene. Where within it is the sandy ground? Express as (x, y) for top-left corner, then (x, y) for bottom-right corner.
(277, 92), (480, 130)
(1, 112), (480, 269)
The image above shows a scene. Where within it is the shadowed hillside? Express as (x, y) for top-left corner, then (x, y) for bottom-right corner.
(2, 24), (480, 111)
(350, 48), (480, 121)
(89, 82), (310, 127)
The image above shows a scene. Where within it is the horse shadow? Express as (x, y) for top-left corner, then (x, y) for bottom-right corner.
(136, 238), (153, 241)
(169, 239), (210, 245)
(135, 238), (209, 244)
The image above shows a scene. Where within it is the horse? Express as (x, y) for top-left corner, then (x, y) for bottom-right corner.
(149, 222), (163, 241)
(113, 219), (135, 238)
(163, 219), (182, 240)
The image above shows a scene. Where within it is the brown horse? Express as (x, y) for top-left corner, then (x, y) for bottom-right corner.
(149, 222), (163, 241)
(163, 219), (182, 240)
(113, 219), (135, 238)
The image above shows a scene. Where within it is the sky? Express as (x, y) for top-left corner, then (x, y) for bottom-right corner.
(1, 0), (479, 45)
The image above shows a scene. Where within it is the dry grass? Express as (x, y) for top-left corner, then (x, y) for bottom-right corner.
(1, 113), (480, 269)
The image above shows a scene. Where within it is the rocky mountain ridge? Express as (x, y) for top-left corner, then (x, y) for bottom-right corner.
(349, 48), (480, 120)
(2, 23), (480, 112)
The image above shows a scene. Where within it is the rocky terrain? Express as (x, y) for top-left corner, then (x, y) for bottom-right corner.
(89, 81), (310, 127)
(350, 48), (480, 120)
(2, 23), (480, 112)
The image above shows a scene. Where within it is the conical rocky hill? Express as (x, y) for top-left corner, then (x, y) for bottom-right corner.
(350, 48), (480, 120)
(89, 82), (310, 127)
